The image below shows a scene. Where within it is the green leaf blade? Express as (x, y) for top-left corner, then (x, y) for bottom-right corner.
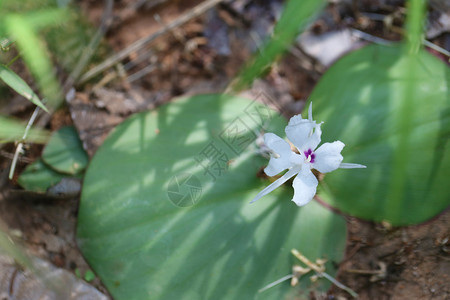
(234, 0), (326, 90)
(0, 65), (48, 112)
(5, 14), (62, 108)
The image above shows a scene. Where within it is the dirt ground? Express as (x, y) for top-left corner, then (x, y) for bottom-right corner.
(0, 0), (449, 299)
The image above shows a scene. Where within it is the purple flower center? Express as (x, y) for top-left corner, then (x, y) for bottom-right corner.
(304, 149), (315, 163)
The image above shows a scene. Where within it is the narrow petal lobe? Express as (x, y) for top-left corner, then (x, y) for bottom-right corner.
(339, 163), (367, 169)
(251, 166), (301, 204)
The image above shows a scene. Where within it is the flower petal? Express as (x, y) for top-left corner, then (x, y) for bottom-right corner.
(291, 166), (318, 206)
(285, 115), (322, 152)
(339, 163), (367, 169)
(250, 165), (301, 204)
(307, 102), (313, 122)
(313, 141), (345, 173)
(263, 133), (293, 176)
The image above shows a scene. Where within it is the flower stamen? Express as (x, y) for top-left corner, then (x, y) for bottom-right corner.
(304, 149), (315, 163)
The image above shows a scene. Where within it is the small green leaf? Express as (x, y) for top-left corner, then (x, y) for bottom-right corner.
(42, 126), (88, 175)
(17, 159), (66, 193)
(74, 268), (81, 278)
(84, 270), (95, 282)
(0, 65), (48, 112)
(77, 94), (347, 299)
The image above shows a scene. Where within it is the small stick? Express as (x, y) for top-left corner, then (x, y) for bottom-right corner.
(291, 249), (358, 298)
(9, 106), (40, 179)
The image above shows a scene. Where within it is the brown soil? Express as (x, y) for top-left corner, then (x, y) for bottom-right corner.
(329, 211), (450, 299)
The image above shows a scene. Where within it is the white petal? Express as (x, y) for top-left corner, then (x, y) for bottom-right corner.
(263, 133), (293, 176)
(250, 166), (301, 204)
(313, 141), (345, 173)
(339, 163), (367, 169)
(308, 102), (313, 122)
(285, 115), (322, 152)
(291, 167), (318, 206)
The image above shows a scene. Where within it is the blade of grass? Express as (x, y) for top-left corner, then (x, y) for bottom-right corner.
(0, 65), (48, 112)
(232, 0), (326, 90)
(5, 14), (62, 109)
(23, 8), (68, 31)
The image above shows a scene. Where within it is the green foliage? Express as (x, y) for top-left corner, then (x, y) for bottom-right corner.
(308, 44), (449, 225)
(77, 94), (347, 299)
(4, 13), (63, 108)
(17, 159), (66, 193)
(234, 0), (326, 89)
(84, 270), (95, 282)
(0, 65), (48, 111)
(0, 115), (49, 143)
(44, 7), (106, 74)
(42, 126), (88, 175)
(18, 126), (87, 192)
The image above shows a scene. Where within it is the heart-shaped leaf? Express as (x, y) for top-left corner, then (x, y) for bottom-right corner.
(42, 126), (88, 175)
(77, 94), (347, 299)
(309, 44), (449, 225)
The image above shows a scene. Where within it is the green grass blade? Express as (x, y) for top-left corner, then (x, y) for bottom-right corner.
(233, 0), (326, 90)
(24, 8), (68, 31)
(5, 14), (62, 109)
(0, 64), (48, 111)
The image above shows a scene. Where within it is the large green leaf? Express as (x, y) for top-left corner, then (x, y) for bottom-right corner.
(309, 44), (449, 225)
(77, 94), (347, 299)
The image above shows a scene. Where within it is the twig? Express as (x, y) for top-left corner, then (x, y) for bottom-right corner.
(350, 28), (393, 46)
(9, 106), (40, 179)
(423, 40), (450, 59)
(127, 64), (157, 83)
(78, 0), (225, 84)
(351, 28), (450, 60)
(291, 249), (324, 273)
(291, 249), (358, 298)
(0, 150), (33, 163)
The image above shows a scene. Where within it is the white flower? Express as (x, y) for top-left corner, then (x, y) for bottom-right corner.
(251, 103), (366, 206)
